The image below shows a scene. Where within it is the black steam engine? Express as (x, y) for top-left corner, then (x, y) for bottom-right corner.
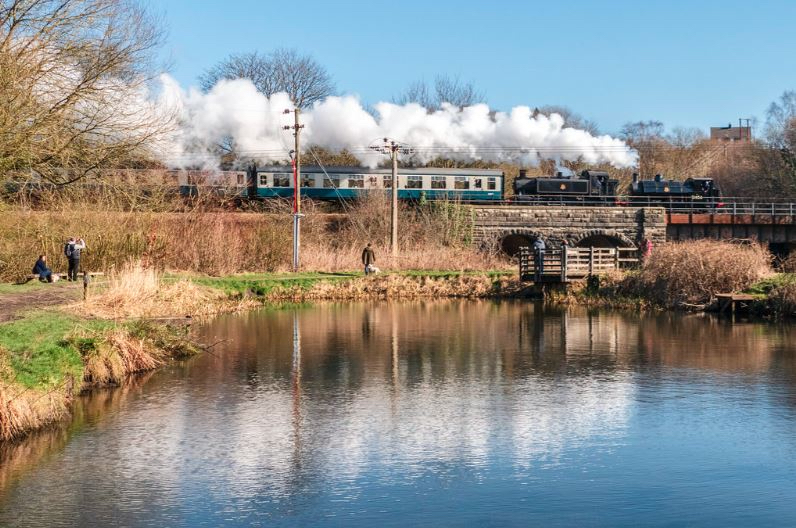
(513, 170), (618, 197)
(629, 173), (720, 198)
(513, 170), (721, 201)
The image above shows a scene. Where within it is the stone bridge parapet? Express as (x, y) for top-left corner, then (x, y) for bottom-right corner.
(471, 206), (667, 252)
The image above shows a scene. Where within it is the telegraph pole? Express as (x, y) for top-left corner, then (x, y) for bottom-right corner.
(284, 109), (304, 271)
(370, 138), (413, 258)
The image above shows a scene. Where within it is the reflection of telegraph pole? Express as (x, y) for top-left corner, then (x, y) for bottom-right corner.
(284, 109), (304, 271)
(370, 138), (414, 259)
(291, 310), (302, 467)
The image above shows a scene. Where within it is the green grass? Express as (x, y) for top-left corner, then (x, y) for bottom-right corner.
(743, 273), (796, 297)
(0, 312), (108, 389)
(167, 270), (513, 297)
(0, 281), (54, 295)
(169, 272), (358, 297)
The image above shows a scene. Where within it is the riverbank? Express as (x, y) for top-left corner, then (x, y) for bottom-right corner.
(0, 269), (522, 442)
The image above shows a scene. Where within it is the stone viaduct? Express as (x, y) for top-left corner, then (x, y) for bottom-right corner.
(471, 206), (796, 255)
(472, 206), (667, 255)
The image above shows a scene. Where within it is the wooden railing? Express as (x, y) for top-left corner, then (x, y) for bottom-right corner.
(519, 246), (640, 283)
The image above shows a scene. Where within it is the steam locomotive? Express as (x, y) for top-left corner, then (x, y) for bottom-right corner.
(513, 169), (618, 197)
(512, 169), (721, 201)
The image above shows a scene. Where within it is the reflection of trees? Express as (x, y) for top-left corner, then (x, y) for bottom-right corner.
(0, 372), (154, 494)
(5, 301), (796, 523)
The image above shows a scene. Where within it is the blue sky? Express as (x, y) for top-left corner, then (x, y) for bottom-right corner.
(158, 0), (796, 135)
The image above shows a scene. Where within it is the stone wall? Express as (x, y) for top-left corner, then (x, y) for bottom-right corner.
(472, 206), (667, 249)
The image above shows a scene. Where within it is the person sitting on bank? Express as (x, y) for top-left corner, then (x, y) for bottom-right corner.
(32, 254), (53, 282)
(362, 243), (376, 275)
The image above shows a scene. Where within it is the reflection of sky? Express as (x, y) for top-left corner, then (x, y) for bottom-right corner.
(3, 302), (796, 527)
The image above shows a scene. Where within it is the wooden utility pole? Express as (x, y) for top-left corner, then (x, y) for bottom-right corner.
(284, 109), (304, 271)
(370, 138), (413, 258)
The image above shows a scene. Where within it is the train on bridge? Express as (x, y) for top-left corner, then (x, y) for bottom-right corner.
(175, 165), (722, 206)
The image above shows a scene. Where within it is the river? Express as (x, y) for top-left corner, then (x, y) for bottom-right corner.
(1, 301), (796, 527)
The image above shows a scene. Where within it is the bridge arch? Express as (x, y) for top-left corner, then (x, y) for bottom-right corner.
(571, 230), (636, 249)
(497, 229), (543, 257)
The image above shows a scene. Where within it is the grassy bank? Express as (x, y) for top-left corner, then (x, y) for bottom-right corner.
(0, 310), (199, 442)
(0, 266), (521, 442)
(551, 240), (796, 319)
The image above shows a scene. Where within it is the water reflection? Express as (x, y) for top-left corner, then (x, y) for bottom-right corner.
(2, 301), (796, 527)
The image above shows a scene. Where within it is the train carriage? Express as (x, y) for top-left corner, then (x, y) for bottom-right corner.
(252, 166), (504, 201)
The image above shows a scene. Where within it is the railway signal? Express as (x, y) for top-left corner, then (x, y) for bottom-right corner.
(369, 138), (414, 258)
(283, 109), (304, 271)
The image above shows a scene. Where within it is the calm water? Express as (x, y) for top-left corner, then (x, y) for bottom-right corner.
(2, 301), (796, 527)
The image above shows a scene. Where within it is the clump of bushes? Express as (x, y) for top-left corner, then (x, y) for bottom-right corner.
(767, 279), (796, 317)
(623, 240), (772, 307)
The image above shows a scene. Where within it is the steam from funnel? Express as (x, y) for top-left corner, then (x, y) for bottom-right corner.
(156, 75), (637, 168)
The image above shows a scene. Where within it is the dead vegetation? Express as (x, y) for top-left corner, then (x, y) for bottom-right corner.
(624, 240), (772, 306)
(267, 273), (522, 301)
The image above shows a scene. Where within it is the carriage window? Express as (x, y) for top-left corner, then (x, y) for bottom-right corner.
(487, 178), (497, 190)
(406, 176), (423, 189)
(236, 173), (245, 186)
(383, 175), (392, 188)
(348, 175), (365, 188)
(431, 176), (447, 189)
(274, 173), (291, 187)
(258, 174), (268, 186)
(323, 176), (340, 188)
(474, 178), (482, 189)
(301, 177), (315, 187)
(454, 176), (470, 189)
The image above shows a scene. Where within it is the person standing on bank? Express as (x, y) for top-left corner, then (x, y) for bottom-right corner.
(64, 237), (86, 281)
(533, 236), (546, 280)
(361, 243), (376, 275)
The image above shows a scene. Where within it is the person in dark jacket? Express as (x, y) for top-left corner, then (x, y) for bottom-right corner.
(32, 255), (53, 282)
(361, 243), (376, 275)
(532, 237), (546, 280)
(64, 237), (86, 281)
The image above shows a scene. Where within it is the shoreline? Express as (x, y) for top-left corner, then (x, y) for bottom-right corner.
(1, 267), (792, 443)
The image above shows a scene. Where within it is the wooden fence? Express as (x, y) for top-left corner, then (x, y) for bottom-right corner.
(519, 246), (640, 283)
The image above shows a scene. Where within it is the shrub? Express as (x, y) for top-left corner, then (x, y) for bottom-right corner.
(625, 240), (772, 306)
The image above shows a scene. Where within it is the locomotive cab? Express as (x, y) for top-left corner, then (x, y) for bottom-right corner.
(684, 178), (720, 198)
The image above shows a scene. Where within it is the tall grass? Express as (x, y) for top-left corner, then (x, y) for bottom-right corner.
(0, 192), (507, 281)
(625, 240), (772, 306)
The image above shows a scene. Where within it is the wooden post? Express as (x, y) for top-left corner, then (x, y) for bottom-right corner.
(589, 246), (594, 275)
(614, 248), (620, 270)
(561, 244), (568, 282)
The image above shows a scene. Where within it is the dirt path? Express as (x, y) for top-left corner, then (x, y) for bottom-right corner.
(0, 283), (83, 322)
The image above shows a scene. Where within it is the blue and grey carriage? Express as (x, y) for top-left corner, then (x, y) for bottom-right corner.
(176, 166), (505, 201)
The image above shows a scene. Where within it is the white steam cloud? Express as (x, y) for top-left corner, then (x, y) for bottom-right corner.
(156, 74), (637, 168)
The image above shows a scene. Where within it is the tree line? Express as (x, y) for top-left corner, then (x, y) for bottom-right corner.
(2, 0), (796, 197)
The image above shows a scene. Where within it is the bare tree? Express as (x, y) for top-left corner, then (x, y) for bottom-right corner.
(534, 105), (600, 135)
(393, 75), (485, 110)
(765, 90), (796, 150)
(619, 120), (667, 178)
(0, 0), (170, 185)
(199, 48), (335, 108)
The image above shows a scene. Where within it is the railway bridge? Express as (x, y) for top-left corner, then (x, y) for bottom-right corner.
(472, 203), (796, 256)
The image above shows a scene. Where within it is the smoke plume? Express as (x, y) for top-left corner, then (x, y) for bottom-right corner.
(157, 75), (637, 168)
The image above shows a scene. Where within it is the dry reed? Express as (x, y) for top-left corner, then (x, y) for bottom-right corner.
(267, 274), (522, 301)
(629, 240), (772, 306)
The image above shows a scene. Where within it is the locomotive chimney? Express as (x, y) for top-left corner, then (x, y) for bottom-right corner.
(556, 171), (563, 177)
(632, 172), (638, 183)
(519, 169), (527, 178)
(654, 173), (662, 182)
